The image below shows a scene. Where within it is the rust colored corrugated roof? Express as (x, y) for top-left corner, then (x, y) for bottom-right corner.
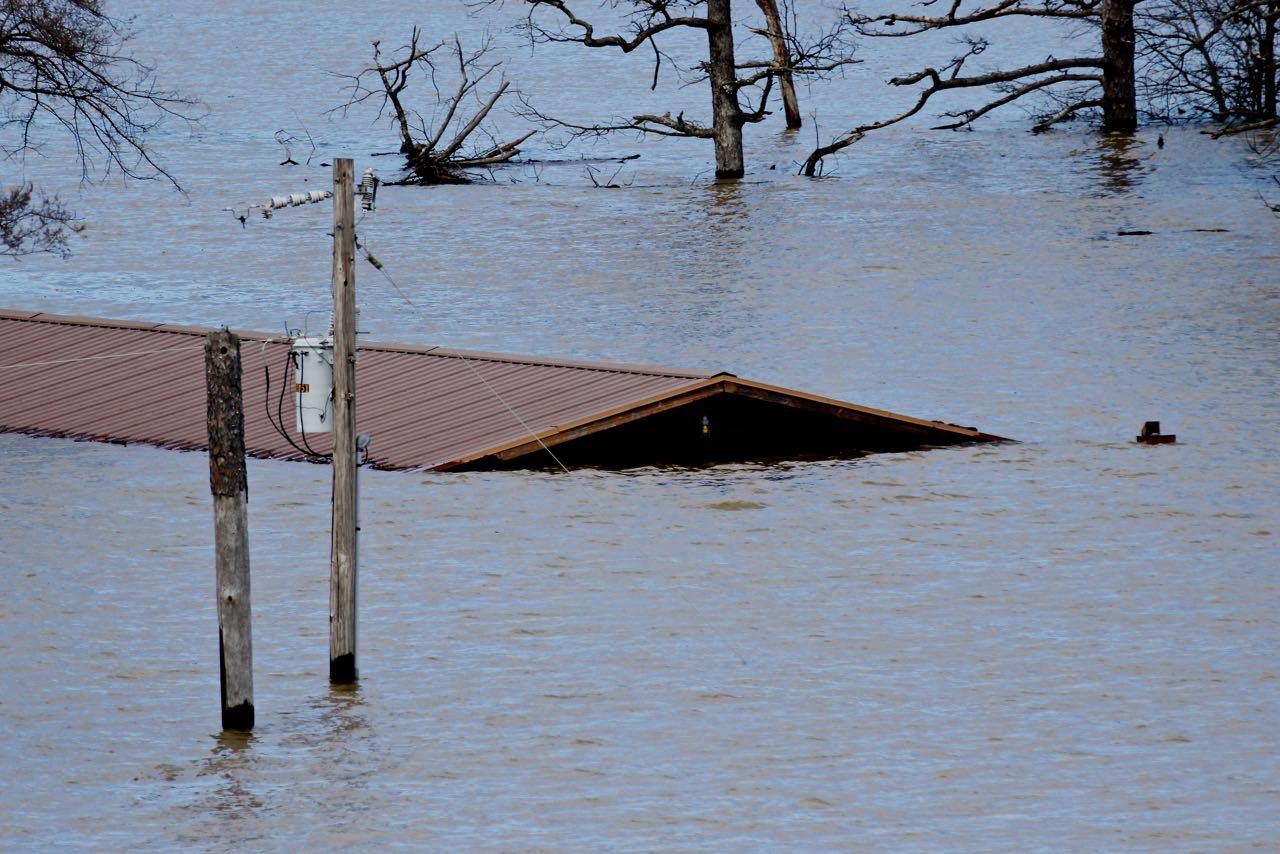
(0, 310), (1003, 470)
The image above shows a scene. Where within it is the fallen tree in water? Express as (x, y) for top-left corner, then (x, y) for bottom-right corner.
(336, 29), (534, 184)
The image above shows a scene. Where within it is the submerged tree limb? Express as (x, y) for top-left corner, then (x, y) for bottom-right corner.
(802, 48), (1105, 174)
(1207, 116), (1280, 136)
(333, 31), (534, 184)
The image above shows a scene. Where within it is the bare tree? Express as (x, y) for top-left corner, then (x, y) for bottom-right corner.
(804, 0), (1278, 174)
(1, 0), (192, 256)
(502, 0), (854, 178)
(1141, 0), (1278, 123)
(802, 0), (1141, 174)
(1141, 0), (1278, 212)
(336, 29), (534, 184)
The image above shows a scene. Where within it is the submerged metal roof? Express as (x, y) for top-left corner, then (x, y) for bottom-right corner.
(0, 311), (1002, 469)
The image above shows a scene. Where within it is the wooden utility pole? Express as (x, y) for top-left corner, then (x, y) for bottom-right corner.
(330, 158), (359, 684)
(205, 329), (254, 730)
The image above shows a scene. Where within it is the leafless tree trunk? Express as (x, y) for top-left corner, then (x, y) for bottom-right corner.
(756, 0), (802, 128)
(506, 1), (854, 178)
(708, 0), (746, 178)
(1102, 0), (1139, 131)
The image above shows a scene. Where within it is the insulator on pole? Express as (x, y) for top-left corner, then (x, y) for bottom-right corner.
(263, 189), (333, 211)
(358, 168), (379, 212)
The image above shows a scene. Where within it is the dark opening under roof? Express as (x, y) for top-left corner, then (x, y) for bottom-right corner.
(0, 311), (1006, 470)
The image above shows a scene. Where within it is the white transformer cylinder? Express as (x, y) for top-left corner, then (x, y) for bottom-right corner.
(291, 336), (334, 434)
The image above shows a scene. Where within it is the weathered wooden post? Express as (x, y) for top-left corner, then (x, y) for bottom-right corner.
(205, 328), (254, 730)
(330, 157), (359, 684)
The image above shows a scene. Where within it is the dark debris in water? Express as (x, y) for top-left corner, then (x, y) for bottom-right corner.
(1116, 228), (1230, 236)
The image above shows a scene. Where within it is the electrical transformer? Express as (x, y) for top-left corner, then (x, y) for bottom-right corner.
(290, 336), (334, 433)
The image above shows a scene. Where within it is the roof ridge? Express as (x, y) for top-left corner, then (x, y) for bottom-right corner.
(0, 310), (713, 379)
(365, 342), (711, 379)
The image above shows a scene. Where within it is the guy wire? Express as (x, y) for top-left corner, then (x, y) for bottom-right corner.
(356, 235), (571, 474)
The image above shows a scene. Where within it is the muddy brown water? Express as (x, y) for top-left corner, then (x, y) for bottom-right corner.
(1, 1), (1277, 848)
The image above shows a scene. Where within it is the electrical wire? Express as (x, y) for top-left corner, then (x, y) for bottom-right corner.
(262, 344), (330, 461)
(0, 335), (336, 463)
(0, 345), (203, 371)
(356, 236), (572, 474)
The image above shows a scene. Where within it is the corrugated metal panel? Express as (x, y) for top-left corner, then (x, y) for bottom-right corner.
(0, 313), (715, 470)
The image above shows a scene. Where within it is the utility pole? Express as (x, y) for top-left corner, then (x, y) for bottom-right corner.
(330, 158), (359, 684)
(205, 329), (254, 729)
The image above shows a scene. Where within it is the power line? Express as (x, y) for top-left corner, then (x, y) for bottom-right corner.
(222, 173), (567, 473)
(0, 345), (202, 371)
(356, 237), (572, 474)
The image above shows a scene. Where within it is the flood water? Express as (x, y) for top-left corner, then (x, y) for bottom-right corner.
(1, 1), (1278, 849)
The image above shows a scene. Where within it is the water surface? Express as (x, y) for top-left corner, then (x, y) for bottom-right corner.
(1, 0), (1277, 848)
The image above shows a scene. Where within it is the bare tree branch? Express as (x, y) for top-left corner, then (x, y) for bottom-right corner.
(847, 0), (1102, 37)
(1141, 0), (1279, 121)
(0, 183), (82, 257)
(803, 46), (1105, 174)
(1032, 96), (1107, 129)
(518, 95), (716, 138)
(334, 32), (533, 184)
(504, 0), (711, 51)
(935, 73), (1104, 128)
(0, 0), (195, 255)
(1208, 116), (1280, 135)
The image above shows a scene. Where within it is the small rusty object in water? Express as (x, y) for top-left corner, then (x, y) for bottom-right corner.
(1137, 420), (1176, 444)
